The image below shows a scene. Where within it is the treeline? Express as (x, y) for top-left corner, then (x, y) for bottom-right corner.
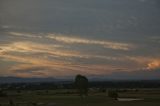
(0, 82), (73, 90)
(89, 80), (160, 88)
(0, 80), (160, 90)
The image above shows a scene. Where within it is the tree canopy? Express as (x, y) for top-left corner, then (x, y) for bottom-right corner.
(74, 75), (88, 97)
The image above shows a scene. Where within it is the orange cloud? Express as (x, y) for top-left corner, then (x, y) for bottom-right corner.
(147, 60), (160, 70)
(0, 41), (131, 61)
(0, 41), (82, 58)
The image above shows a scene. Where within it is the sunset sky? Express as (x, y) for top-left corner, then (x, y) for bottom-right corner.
(0, 0), (160, 78)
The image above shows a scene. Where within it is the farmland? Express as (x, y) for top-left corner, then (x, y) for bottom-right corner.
(0, 88), (160, 106)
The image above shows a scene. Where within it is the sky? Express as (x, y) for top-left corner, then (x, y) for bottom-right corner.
(0, 0), (160, 78)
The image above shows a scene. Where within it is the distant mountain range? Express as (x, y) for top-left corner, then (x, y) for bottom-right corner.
(88, 69), (160, 81)
(0, 77), (59, 83)
(0, 69), (159, 83)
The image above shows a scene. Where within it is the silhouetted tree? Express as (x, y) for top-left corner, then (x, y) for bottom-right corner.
(74, 75), (88, 97)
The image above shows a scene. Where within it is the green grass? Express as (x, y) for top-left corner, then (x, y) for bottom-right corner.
(0, 89), (160, 106)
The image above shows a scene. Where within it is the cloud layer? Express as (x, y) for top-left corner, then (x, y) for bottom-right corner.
(0, 31), (159, 77)
(0, 0), (160, 78)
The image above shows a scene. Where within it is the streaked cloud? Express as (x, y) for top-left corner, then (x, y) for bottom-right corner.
(1, 31), (159, 77)
(47, 34), (135, 51)
(0, 41), (81, 58)
(8, 32), (42, 38)
(0, 40), (138, 77)
(1, 32), (159, 77)
(8, 32), (135, 51)
(0, 39), (135, 62)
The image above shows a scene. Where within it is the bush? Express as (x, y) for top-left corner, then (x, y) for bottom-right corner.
(99, 88), (106, 93)
(108, 90), (118, 99)
(9, 99), (15, 106)
(17, 90), (21, 93)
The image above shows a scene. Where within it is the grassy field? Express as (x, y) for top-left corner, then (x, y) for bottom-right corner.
(0, 89), (160, 106)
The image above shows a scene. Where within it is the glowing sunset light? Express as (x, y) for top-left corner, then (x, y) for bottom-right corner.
(0, 0), (160, 78)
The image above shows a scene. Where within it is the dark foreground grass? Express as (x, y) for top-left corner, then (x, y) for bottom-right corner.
(0, 89), (160, 106)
